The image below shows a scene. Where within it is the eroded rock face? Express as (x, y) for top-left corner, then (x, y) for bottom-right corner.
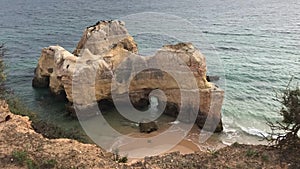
(73, 20), (137, 56)
(32, 20), (224, 132)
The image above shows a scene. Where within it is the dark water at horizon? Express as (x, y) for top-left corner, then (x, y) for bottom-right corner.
(0, 0), (299, 145)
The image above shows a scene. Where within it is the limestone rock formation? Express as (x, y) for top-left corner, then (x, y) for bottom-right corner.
(32, 20), (224, 132)
(73, 20), (137, 56)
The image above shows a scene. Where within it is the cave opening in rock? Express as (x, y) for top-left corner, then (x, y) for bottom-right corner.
(149, 96), (159, 118)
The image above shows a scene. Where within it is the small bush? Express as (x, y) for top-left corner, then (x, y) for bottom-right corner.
(12, 150), (38, 168)
(118, 156), (128, 163)
(12, 150), (28, 165)
(31, 120), (89, 143)
(26, 158), (38, 169)
(112, 148), (128, 163)
(7, 97), (37, 119)
(264, 77), (300, 148)
(261, 154), (269, 162)
(245, 149), (258, 157)
(12, 150), (58, 169)
(232, 142), (239, 147)
(207, 148), (218, 158)
(40, 159), (57, 169)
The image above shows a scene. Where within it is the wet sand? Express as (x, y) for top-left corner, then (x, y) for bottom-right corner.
(81, 113), (226, 161)
(117, 124), (226, 162)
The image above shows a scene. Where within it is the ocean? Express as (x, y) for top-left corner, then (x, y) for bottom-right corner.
(0, 0), (299, 146)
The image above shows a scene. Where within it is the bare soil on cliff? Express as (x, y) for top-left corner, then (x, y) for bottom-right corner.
(0, 100), (299, 169)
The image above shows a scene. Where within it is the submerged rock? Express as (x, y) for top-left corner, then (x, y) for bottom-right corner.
(139, 121), (159, 133)
(32, 20), (224, 132)
(206, 75), (220, 82)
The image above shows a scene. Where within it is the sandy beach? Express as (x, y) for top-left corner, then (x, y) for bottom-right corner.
(114, 123), (226, 162)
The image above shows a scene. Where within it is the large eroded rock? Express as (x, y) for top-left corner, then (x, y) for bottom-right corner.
(32, 20), (224, 132)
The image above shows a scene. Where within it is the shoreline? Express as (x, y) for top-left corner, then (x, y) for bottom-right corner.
(1, 99), (299, 168)
(113, 124), (227, 161)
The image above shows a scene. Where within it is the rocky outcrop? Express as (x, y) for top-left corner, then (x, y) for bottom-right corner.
(0, 100), (118, 169)
(72, 20), (137, 56)
(32, 20), (224, 132)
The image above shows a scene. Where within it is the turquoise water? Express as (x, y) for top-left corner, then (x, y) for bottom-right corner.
(0, 0), (299, 144)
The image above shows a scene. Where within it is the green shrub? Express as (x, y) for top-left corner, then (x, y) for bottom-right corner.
(12, 150), (28, 165)
(118, 156), (128, 163)
(232, 142), (239, 147)
(31, 120), (89, 143)
(12, 149), (59, 169)
(40, 159), (57, 169)
(26, 158), (38, 169)
(265, 77), (300, 147)
(112, 148), (128, 163)
(261, 154), (269, 162)
(245, 149), (258, 157)
(6, 96), (37, 118)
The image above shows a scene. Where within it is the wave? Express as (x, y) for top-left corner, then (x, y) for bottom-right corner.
(217, 46), (239, 51)
(202, 31), (255, 37)
(220, 124), (270, 145)
(239, 126), (269, 138)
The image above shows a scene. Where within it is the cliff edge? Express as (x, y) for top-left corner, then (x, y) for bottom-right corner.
(1, 100), (297, 168)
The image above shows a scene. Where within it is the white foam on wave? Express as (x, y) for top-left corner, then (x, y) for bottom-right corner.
(220, 123), (270, 145)
(239, 126), (269, 138)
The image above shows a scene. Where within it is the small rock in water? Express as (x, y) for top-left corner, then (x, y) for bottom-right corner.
(206, 75), (220, 82)
(139, 121), (158, 133)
